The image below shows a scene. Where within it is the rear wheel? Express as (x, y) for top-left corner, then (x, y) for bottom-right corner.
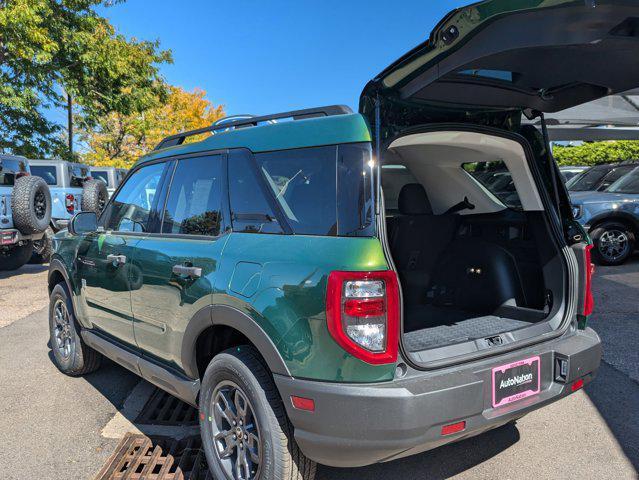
(48, 283), (102, 376)
(0, 241), (33, 271)
(590, 221), (635, 266)
(30, 227), (54, 264)
(199, 346), (316, 480)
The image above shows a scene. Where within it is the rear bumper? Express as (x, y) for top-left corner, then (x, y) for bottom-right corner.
(0, 228), (44, 246)
(274, 327), (601, 468)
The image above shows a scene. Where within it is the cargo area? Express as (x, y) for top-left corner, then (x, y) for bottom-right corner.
(382, 130), (567, 360)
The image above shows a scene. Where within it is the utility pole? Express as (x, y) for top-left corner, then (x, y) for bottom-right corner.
(67, 92), (73, 157)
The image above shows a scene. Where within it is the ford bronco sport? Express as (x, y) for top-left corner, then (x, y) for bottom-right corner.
(0, 155), (52, 270)
(47, 1), (639, 478)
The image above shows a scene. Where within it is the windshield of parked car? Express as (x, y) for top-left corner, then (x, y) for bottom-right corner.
(30, 165), (58, 186)
(567, 166), (610, 191)
(607, 167), (639, 194)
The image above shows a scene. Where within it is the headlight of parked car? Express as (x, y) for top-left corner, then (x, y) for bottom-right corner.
(571, 205), (582, 219)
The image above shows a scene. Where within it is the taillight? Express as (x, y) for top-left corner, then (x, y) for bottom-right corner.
(326, 270), (399, 365)
(65, 194), (75, 214)
(582, 244), (595, 317)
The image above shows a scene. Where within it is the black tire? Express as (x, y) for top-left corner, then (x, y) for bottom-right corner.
(48, 283), (102, 376)
(30, 227), (54, 264)
(590, 221), (635, 266)
(200, 346), (316, 480)
(0, 241), (33, 271)
(81, 179), (108, 214)
(11, 175), (51, 234)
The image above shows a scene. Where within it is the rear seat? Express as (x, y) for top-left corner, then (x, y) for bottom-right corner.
(388, 184), (458, 305)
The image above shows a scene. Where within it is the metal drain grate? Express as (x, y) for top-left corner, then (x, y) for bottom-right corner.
(136, 389), (199, 426)
(95, 433), (212, 480)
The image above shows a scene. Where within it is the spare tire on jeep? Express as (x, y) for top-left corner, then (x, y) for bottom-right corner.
(81, 179), (108, 215)
(11, 176), (52, 234)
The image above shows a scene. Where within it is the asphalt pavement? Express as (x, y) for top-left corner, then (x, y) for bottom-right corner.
(0, 258), (637, 479)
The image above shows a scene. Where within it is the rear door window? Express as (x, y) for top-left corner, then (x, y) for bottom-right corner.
(69, 165), (90, 187)
(462, 161), (522, 210)
(31, 166), (58, 186)
(161, 155), (224, 236)
(0, 159), (27, 186)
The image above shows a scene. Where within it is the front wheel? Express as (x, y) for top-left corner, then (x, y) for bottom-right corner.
(49, 283), (102, 376)
(199, 346), (316, 480)
(590, 221), (635, 266)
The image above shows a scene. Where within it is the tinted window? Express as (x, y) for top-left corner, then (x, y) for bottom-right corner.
(69, 165), (90, 187)
(598, 165), (635, 191)
(256, 146), (337, 235)
(162, 156), (223, 236)
(382, 165), (419, 212)
(336, 143), (375, 236)
(462, 161), (522, 210)
(608, 167), (639, 194)
(101, 162), (165, 232)
(567, 166), (610, 192)
(91, 170), (110, 187)
(31, 166), (58, 186)
(0, 159), (27, 186)
(228, 151), (283, 234)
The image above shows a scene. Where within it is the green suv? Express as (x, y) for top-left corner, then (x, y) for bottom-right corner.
(48, 1), (639, 478)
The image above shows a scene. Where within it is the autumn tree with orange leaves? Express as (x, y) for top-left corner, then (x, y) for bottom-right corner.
(80, 86), (224, 168)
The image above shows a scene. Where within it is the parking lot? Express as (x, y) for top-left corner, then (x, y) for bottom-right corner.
(0, 259), (637, 480)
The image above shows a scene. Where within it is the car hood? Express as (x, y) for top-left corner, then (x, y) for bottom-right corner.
(570, 191), (639, 205)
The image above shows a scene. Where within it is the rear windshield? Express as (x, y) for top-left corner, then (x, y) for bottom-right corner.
(0, 159), (27, 186)
(231, 143), (375, 237)
(91, 170), (110, 187)
(30, 165), (58, 186)
(608, 167), (639, 194)
(69, 165), (90, 187)
(462, 161), (522, 210)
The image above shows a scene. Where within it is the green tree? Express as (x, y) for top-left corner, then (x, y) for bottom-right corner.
(553, 141), (639, 166)
(80, 86), (225, 168)
(0, 0), (172, 159)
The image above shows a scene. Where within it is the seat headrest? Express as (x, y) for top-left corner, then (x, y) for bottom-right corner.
(398, 183), (433, 215)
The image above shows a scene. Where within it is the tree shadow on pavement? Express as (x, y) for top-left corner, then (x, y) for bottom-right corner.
(317, 422), (520, 480)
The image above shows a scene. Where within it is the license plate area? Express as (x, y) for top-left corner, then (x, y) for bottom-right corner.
(492, 356), (541, 408)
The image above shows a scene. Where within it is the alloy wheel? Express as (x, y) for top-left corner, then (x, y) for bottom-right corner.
(210, 380), (262, 480)
(598, 229), (630, 263)
(34, 190), (47, 220)
(53, 299), (73, 359)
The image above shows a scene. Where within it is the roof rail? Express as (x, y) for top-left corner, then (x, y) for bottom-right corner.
(154, 105), (353, 151)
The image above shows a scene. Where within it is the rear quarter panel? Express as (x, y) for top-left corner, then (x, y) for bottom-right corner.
(216, 233), (396, 382)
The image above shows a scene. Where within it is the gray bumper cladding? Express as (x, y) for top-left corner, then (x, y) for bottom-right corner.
(274, 328), (601, 468)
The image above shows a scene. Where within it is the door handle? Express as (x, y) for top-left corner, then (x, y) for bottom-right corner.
(172, 264), (202, 278)
(106, 254), (127, 266)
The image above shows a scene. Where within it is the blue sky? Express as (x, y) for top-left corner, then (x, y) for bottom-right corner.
(99, 0), (471, 117)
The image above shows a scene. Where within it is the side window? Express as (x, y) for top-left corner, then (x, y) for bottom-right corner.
(462, 161), (523, 210)
(162, 155), (223, 236)
(101, 162), (166, 232)
(228, 151), (283, 234)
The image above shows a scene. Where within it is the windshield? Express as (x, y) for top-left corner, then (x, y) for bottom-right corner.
(30, 165), (58, 186)
(567, 167), (610, 191)
(607, 167), (639, 194)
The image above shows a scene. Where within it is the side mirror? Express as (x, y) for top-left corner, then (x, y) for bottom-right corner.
(68, 212), (98, 235)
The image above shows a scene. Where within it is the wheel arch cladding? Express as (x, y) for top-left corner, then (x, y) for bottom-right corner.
(590, 211), (639, 234)
(182, 305), (292, 380)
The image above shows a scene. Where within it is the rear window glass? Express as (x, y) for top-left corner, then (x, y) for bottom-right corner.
(31, 165), (58, 186)
(69, 165), (90, 187)
(91, 170), (110, 187)
(462, 161), (522, 210)
(381, 165), (419, 212)
(253, 144), (374, 236)
(0, 159), (27, 186)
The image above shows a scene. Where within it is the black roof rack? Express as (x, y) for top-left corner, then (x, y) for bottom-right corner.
(154, 105), (353, 151)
